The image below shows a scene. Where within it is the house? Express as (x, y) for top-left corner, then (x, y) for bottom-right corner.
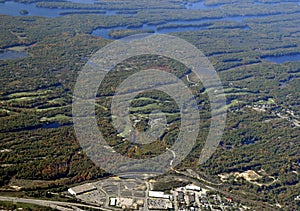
(188, 193), (195, 204)
(178, 191), (185, 202)
(110, 198), (117, 206)
(225, 197), (233, 203)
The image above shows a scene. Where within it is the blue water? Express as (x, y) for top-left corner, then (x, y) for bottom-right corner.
(68, 0), (96, 3)
(0, 0), (273, 40)
(0, 0), (222, 18)
(263, 54), (300, 64)
(0, 1), (71, 17)
(0, 1), (111, 17)
(92, 17), (247, 39)
(185, 1), (222, 10)
(42, 122), (61, 129)
(92, 23), (207, 39)
(105, 10), (117, 15)
(42, 122), (72, 129)
(0, 50), (29, 60)
(254, 1), (299, 5)
(92, 26), (128, 39)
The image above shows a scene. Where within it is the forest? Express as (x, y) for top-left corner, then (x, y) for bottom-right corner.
(0, 0), (299, 209)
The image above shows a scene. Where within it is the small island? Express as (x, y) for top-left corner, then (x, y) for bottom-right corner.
(19, 9), (29, 15)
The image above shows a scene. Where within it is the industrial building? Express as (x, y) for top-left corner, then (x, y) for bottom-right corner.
(186, 184), (201, 191)
(68, 183), (97, 196)
(149, 191), (172, 199)
(149, 191), (164, 198)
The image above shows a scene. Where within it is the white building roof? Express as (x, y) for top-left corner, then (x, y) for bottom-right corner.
(68, 183), (96, 195)
(163, 194), (172, 199)
(110, 198), (117, 206)
(186, 184), (201, 191)
(68, 188), (76, 196)
(149, 191), (165, 198)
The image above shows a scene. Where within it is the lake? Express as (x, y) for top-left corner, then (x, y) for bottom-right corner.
(263, 54), (300, 64)
(185, 1), (222, 10)
(68, 0), (96, 3)
(92, 16), (247, 39)
(92, 23), (208, 39)
(42, 122), (73, 129)
(0, 1), (70, 17)
(0, 1), (288, 41)
(0, 50), (29, 60)
(0, 0), (244, 18)
(0, 0), (105, 17)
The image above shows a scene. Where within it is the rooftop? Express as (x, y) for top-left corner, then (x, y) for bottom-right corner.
(68, 183), (97, 195)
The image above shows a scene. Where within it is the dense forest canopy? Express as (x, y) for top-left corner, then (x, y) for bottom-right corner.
(0, 0), (299, 209)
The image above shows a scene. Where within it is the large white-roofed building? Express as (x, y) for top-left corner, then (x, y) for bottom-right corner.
(186, 184), (201, 191)
(149, 191), (172, 199)
(68, 183), (97, 196)
(149, 191), (165, 198)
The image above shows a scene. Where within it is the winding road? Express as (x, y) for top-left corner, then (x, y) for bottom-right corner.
(166, 147), (176, 168)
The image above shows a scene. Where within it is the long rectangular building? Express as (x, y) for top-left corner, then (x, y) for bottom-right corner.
(68, 183), (97, 196)
(149, 191), (165, 198)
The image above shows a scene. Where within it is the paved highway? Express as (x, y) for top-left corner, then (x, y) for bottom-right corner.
(0, 196), (109, 211)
